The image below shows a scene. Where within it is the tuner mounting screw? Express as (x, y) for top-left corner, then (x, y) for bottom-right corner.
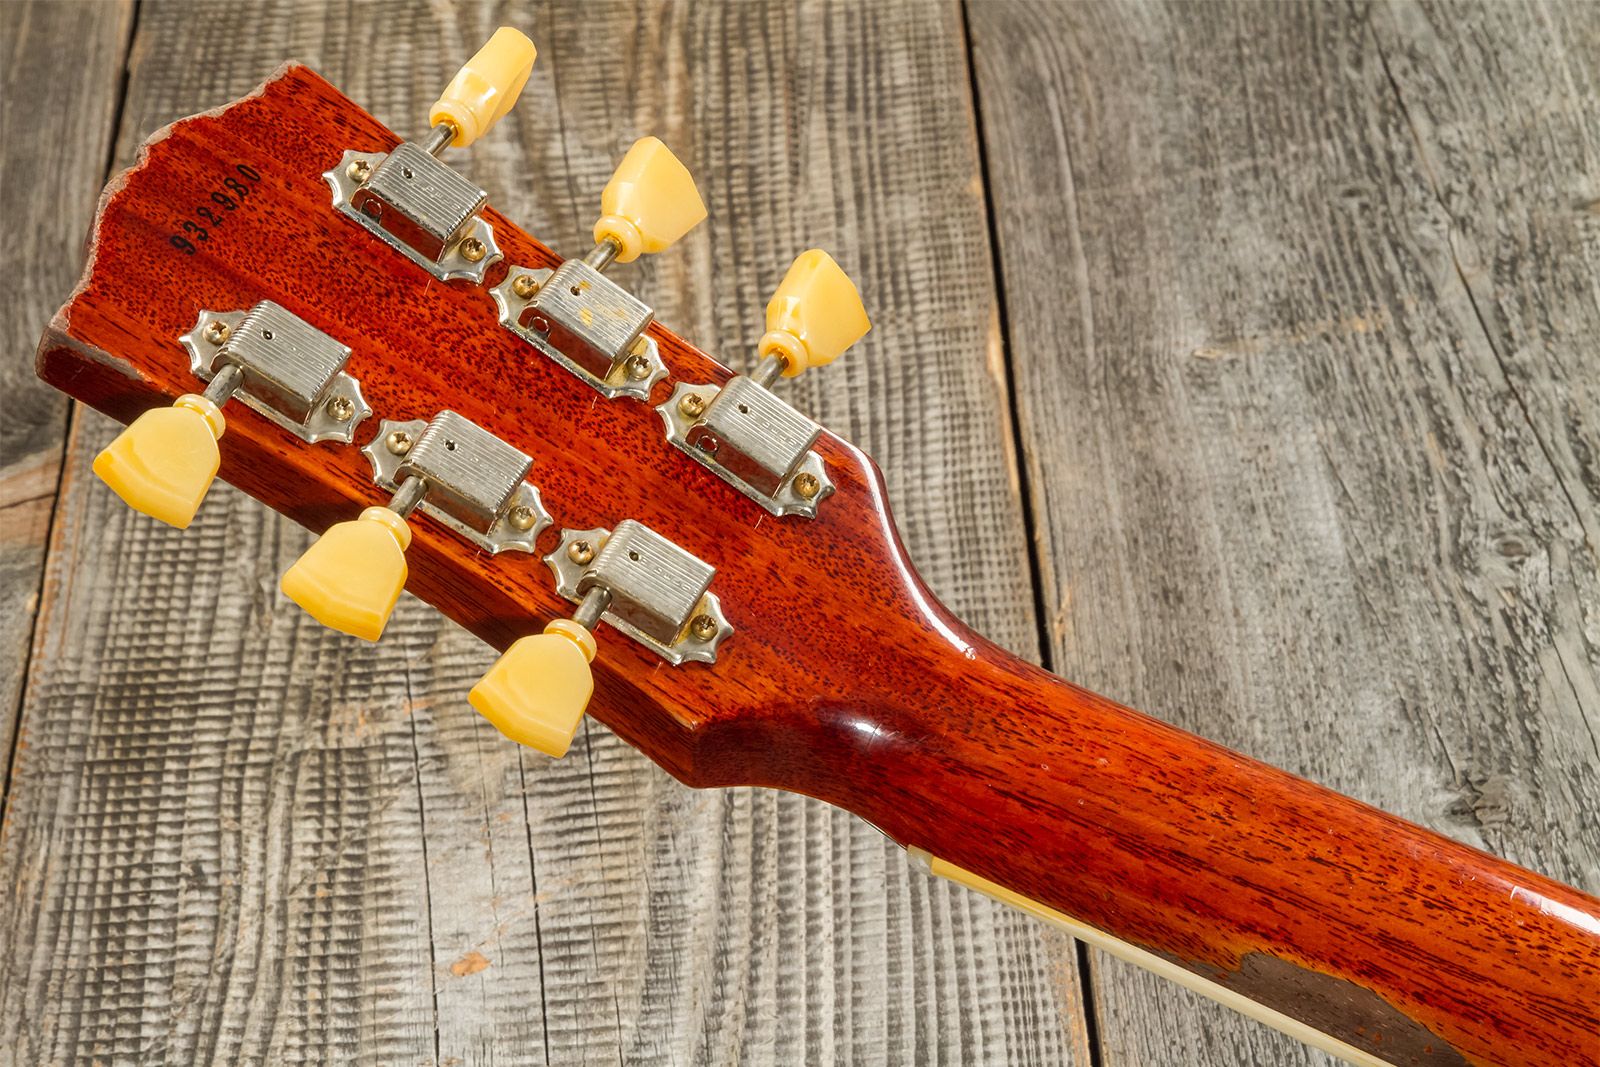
(511, 274), (540, 299)
(678, 393), (706, 419)
(385, 429), (414, 455)
(623, 354), (652, 381)
(460, 237), (487, 263)
(793, 473), (820, 500)
(567, 539), (595, 566)
(347, 159), (373, 183)
(689, 614), (718, 641)
(326, 396), (356, 422)
(508, 504), (536, 532)
(202, 321), (231, 346)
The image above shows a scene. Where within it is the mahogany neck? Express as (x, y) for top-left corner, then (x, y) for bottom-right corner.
(29, 64), (1599, 1067)
(727, 632), (1600, 1067)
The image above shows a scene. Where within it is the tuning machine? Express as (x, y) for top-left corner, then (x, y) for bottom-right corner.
(324, 28), (536, 283)
(657, 250), (869, 518)
(490, 137), (706, 400)
(93, 302), (371, 529)
(469, 522), (730, 757)
(280, 411), (551, 640)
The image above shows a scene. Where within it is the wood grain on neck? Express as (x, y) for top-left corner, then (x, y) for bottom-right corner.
(35, 64), (1600, 1067)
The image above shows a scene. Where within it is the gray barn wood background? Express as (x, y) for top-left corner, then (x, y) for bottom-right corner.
(1, 2), (1595, 1065)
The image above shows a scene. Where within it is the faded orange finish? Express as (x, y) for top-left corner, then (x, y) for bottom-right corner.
(36, 65), (1600, 1067)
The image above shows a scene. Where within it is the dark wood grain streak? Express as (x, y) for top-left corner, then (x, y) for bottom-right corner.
(32, 57), (1600, 1067)
(498, 5), (1086, 1064)
(1372, 1), (1600, 557)
(967, 2), (1600, 1065)
(0, 0), (134, 801)
(3, 2), (1086, 1064)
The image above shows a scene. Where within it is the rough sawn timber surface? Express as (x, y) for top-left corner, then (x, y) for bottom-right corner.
(0, 3), (1085, 1067)
(0, 0), (134, 806)
(968, 2), (1599, 1066)
(7, 1), (1598, 1066)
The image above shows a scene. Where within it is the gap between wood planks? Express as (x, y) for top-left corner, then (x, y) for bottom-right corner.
(0, 0), (141, 832)
(956, 2), (1108, 1065)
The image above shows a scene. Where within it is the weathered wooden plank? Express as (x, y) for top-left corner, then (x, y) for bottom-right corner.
(1371, 0), (1600, 556)
(503, 6), (1083, 1064)
(1, 8), (449, 1057)
(968, 2), (1599, 1065)
(2, 2), (1086, 1064)
(0, 0), (133, 798)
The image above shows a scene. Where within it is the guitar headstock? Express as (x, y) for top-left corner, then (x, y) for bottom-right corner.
(36, 34), (991, 789)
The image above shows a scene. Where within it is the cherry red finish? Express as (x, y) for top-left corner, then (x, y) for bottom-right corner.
(36, 66), (1600, 1067)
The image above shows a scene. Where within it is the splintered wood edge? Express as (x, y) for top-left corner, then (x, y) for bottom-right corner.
(42, 62), (301, 356)
(26, 61), (928, 793)
(28, 55), (1600, 1067)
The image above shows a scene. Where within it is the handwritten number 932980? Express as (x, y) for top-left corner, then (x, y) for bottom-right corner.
(167, 163), (262, 255)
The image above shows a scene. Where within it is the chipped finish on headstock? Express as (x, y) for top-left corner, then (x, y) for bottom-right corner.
(35, 65), (1600, 1067)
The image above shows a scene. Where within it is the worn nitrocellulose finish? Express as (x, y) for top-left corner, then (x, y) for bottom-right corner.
(3, 4), (1072, 1066)
(33, 51), (1600, 1067)
(4, 3), (1599, 1067)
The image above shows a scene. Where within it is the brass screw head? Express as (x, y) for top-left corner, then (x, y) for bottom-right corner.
(793, 472), (821, 499)
(511, 274), (539, 299)
(347, 159), (373, 183)
(624, 354), (652, 380)
(678, 393), (706, 419)
(202, 321), (231, 346)
(689, 614), (718, 641)
(326, 396), (356, 422)
(567, 540), (595, 566)
(385, 429), (413, 455)
(460, 237), (487, 263)
(508, 504), (536, 532)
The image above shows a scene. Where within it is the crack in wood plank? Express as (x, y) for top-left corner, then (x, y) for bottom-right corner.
(0, 0), (136, 826)
(967, 1), (1599, 1063)
(2, 1), (1084, 1064)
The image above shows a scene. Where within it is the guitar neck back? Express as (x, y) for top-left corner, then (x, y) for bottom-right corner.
(37, 60), (1600, 1067)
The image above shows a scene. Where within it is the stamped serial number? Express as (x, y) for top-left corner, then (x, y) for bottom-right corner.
(167, 163), (262, 255)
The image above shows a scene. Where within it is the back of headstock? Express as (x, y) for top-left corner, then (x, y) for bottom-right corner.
(40, 32), (1600, 1067)
(34, 35), (967, 792)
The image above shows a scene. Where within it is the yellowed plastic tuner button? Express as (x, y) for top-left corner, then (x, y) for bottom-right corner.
(592, 137), (708, 264)
(428, 27), (538, 149)
(279, 506), (412, 641)
(92, 394), (226, 529)
(759, 249), (872, 377)
(469, 619), (597, 758)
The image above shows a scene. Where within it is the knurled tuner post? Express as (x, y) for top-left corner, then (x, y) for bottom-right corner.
(570, 585), (614, 631)
(654, 250), (870, 518)
(281, 410), (550, 641)
(202, 361), (246, 406)
(417, 121), (456, 159)
(325, 28), (536, 282)
(490, 137), (705, 399)
(384, 472), (429, 519)
(93, 303), (368, 530)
